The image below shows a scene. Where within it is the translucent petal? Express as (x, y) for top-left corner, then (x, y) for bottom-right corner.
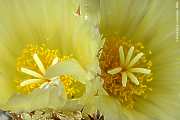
(45, 59), (90, 84)
(0, 0), (100, 72)
(0, 75), (15, 106)
(5, 86), (66, 111)
(82, 96), (125, 120)
(100, 0), (132, 36)
(135, 98), (178, 120)
(79, 0), (100, 24)
(70, 19), (101, 70)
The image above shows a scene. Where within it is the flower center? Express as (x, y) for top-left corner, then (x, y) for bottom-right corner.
(15, 44), (85, 98)
(99, 37), (153, 109)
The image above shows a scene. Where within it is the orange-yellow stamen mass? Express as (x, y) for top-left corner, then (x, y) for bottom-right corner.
(99, 37), (153, 109)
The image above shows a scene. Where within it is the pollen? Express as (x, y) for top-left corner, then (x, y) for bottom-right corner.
(99, 37), (153, 109)
(15, 44), (85, 98)
(16, 44), (58, 72)
(60, 75), (85, 98)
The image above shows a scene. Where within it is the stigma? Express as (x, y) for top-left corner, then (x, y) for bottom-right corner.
(99, 37), (153, 109)
(19, 53), (59, 88)
(16, 45), (85, 98)
(107, 46), (151, 87)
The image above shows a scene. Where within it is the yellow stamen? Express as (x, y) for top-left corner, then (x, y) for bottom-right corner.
(60, 75), (85, 98)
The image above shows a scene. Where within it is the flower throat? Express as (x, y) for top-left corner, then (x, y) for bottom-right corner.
(15, 44), (85, 98)
(99, 37), (153, 109)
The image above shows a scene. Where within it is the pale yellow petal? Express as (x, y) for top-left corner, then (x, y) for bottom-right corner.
(0, 76), (15, 106)
(82, 96), (124, 120)
(6, 86), (66, 112)
(45, 59), (90, 84)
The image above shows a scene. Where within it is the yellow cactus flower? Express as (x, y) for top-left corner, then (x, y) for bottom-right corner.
(0, 0), (101, 112)
(82, 0), (180, 120)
